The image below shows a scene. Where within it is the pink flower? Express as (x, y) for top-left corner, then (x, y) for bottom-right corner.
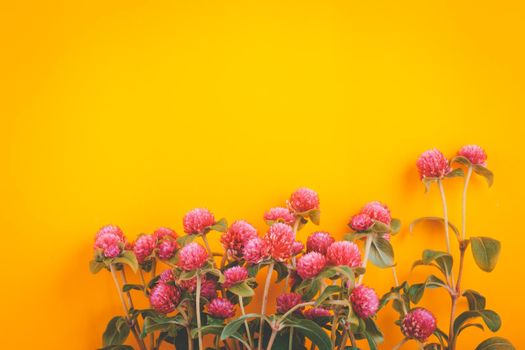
(350, 285), (379, 318)
(153, 227), (178, 241)
(157, 239), (178, 260)
(183, 208), (215, 234)
(289, 188), (319, 213)
(303, 307), (331, 320)
(159, 269), (175, 283)
(94, 227), (125, 259)
(133, 234), (156, 264)
(178, 243), (208, 271)
(297, 252), (327, 279)
(416, 149), (451, 179)
(326, 241), (362, 267)
(361, 201), (391, 225)
(350, 213), (373, 231)
(264, 207), (296, 225)
(277, 293), (304, 314)
(264, 223), (295, 262)
(150, 283), (181, 314)
(207, 298), (235, 319)
(402, 308), (437, 342)
(179, 276), (217, 299)
(306, 231), (335, 255)
(104, 245), (121, 258)
(292, 241), (304, 255)
(220, 220), (258, 259)
(243, 237), (270, 264)
(96, 225), (125, 240)
(458, 144), (487, 166)
(223, 266), (249, 288)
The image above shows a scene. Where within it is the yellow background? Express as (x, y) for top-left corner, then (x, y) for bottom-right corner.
(1, 0), (524, 349)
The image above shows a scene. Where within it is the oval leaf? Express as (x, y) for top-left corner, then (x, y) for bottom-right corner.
(471, 237), (501, 272)
(369, 237), (394, 268)
(475, 337), (515, 350)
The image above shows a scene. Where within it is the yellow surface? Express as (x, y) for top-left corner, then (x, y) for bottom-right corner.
(1, 1), (524, 349)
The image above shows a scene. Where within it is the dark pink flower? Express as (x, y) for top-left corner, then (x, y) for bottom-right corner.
(457, 144), (487, 166)
(361, 201), (391, 225)
(277, 293), (304, 314)
(264, 207), (296, 225)
(289, 188), (319, 213)
(178, 243), (208, 271)
(303, 307), (331, 320)
(306, 231), (335, 255)
(350, 213), (373, 231)
(220, 220), (258, 259)
(150, 283), (181, 314)
(416, 149), (451, 179)
(133, 234), (156, 264)
(297, 252), (327, 279)
(179, 276), (217, 299)
(264, 223), (295, 262)
(326, 241), (362, 267)
(350, 285), (379, 318)
(159, 269), (175, 283)
(402, 308), (437, 342)
(207, 298), (235, 319)
(183, 208), (215, 234)
(243, 237), (270, 264)
(223, 266), (249, 288)
(157, 239), (178, 260)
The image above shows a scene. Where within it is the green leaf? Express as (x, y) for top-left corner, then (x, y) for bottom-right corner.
(451, 155), (471, 167)
(274, 261), (289, 283)
(463, 290), (486, 311)
(221, 313), (263, 340)
(372, 221), (391, 233)
(302, 278), (321, 301)
(122, 284), (144, 293)
(410, 217), (460, 239)
(390, 218), (402, 234)
(210, 218), (228, 232)
(176, 234), (197, 247)
(99, 346), (134, 350)
(90, 260), (105, 274)
(179, 269), (197, 281)
(204, 268), (225, 283)
(369, 237), (394, 268)
(423, 250), (453, 277)
(473, 165), (494, 187)
(475, 337), (515, 350)
(228, 281), (255, 297)
(364, 318), (383, 344)
(309, 209), (321, 225)
(454, 310), (501, 334)
(422, 177), (438, 192)
(407, 275), (447, 304)
(471, 237), (501, 272)
(190, 325), (223, 339)
(103, 316), (130, 346)
(113, 251), (139, 272)
(445, 168), (464, 178)
(141, 314), (186, 337)
(284, 318), (332, 350)
(315, 285), (344, 306)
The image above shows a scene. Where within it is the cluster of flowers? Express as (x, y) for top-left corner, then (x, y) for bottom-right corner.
(91, 144), (513, 350)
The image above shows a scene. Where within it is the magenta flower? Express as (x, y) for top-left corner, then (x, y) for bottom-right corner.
(223, 266), (249, 288)
(264, 207), (296, 225)
(264, 223), (295, 262)
(150, 283), (181, 314)
(292, 241), (304, 255)
(220, 220), (258, 259)
(297, 252), (327, 279)
(183, 208), (215, 234)
(179, 276), (217, 299)
(303, 307), (331, 320)
(153, 227), (178, 241)
(350, 213), (373, 232)
(402, 308), (437, 342)
(103, 245), (121, 258)
(289, 188), (319, 213)
(96, 225), (125, 240)
(207, 298), (235, 319)
(94, 226), (125, 259)
(243, 237), (270, 264)
(276, 293), (303, 314)
(178, 243), (208, 271)
(361, 201), (391, 225)
(350, 285), (379, 318)
(159, 269), (175, 283)
(416, 149), (451, 179)
(306, 231), (335, 255)
(458, 144), (487, 166)
(133, 234), (156, 264)
(157, 239), (178, 260)
(326, 241), (362, 268)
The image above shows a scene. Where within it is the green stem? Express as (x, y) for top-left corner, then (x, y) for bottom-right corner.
(196, 274), (203, 350)
(239, 297), (253, 348)
(358, 235), (373, 285)
(449, 242), (468, 350)
(392, 337), (408, 350)
(266, 327), (278, 350)
(437, 179), (452, 254)
(462, 166), (473, 240)
(288, 328), (294, 350)
(258, 262), (275, 350)
(202, 234), (217, 268)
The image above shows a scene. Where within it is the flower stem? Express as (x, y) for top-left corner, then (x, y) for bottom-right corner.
(392, 337), (408, 350)
(358, 234), (373, 285)
(258, 262), (274, 350)
(437, 179), (452, 255)
(391, 266), (399, 287)
(288, 328), (294, 350)
(185, 327), (193, 350)
(201, 234), (216, 268)
(196, 274), (204, 350)
(449, 241), (468, 350)
(239, 297), (253, 348)
(461, 166), (473, 240)
(266, 327), (278, 350)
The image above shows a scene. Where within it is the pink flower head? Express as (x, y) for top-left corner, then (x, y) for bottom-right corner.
(94, 227), (125, 259)
(207, 298), (235, 319)
(96, 225), (125, 240)
(306, 231), (335, 255)
(292, 241), (304, 255)
(133, 234), (156, 264)
(402, 308), (437, 342)
(289, 188), (319, 213)
(350, 213), (373, 232)
(177, 242), (208, 271)
(350, 285), (379, 318)
(458, 144), (487, 166)
(183, 208), (215, 234)
(303, 307), (331, 320)
(243, 237), (270, 264)
(104, 245), (121, 258)
(327, 241), (362, 268)
(277, 293), (304, 314)
(179, 276), (217, 299)
(223, 266), (249, 288)
(416, 149), (451, 179)
(361, 201), (391, 225)
(157, 239), (178, 260)
(159, 269), (175, 283)
(264, 207), (296, 225)
(220, 220), (258, 259)
(264, 223), (295, 262)
(150, 283), (181, 314)
(297, 252), (327, 279)
(153, 227), (178, 241)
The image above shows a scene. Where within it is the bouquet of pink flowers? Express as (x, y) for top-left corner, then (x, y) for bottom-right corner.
(90, 145), (513, 350)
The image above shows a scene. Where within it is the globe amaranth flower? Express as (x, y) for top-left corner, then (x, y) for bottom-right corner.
(96, 225), (125, 240)
(94, 226), (126, 258)
(303, 307), (331, 320)
(457, 144), (487, 166)
(159, 269), (175, 283)
(326, 241), (362, 268)
(153, 227), (178, 241)
(243, 237), (270, 264)
(306, 231), (335, 255)
(264, 223), (296, 262)
(416, 149), (451, 179)
(153, 227), (179, 260)
(297, 252), (327, 279)
(183, 208), (215, 234)
(289, 188), (319, 213)
(133, 234), (156, 264)
(292, 241), (304, 255)
(350, 213), (373, 232)
(350, 285), (379, 318)
(264, 207), (296, 225)
(220, 220), (258, 259)
(361, 201), (391, 225)
(178, 242), (209, 271)
(150, 282), (181, 314)
(223, 266), (249, 288)
(402, 308), (437, 342)
(179, 276), (217, 299)
(207, 298), (235, 319)
(276, 293), (304, 314)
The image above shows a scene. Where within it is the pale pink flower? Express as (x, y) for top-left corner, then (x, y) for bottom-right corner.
(264, 207), (296, 225)
(326, 241), (362, 267)
(178, 243), (208, 271)
(133, 234), (156, 264)
(303, 307), (331, 320)
(458, 144), (487, 166)
(207, 298), (235, 319)
(297, 252), (327, 279)
(96, 225), (125, 240)
(243, 237), (270, 264)
(94, 228), (124, 258)
(277, 293), (304, 314)
(150, 283), (181, 314)
(361, 201), (391, 225)
(350, 285), (379, 318)
(306, 231), (335, 255)
(416, 149), (451, 179)
(402, 308), (437, 342)
(183, 208), (215, 234)
(350, 213), (373, 232)
(289, 188), (319, 213)
(264, 223), (295, 262)
(223, 266), (249, 288)
(220, 220), (258, 259)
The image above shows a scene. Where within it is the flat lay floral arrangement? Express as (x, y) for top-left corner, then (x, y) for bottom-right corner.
(90, 145), (514, 350)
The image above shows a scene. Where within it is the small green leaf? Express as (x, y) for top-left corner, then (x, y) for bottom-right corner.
(176, 234), (197, 247)
(221, 313), (264, 340)
(445, 168), (464, 178)
(274, 261), (289, 283)
(141, 314), (186, 337)
(473, 165), (494, 187)
(122, 284), (144, 293)
(284, 318), (332, 350)
(113, 251), (139, 272)
(451, 155), (471, 167)
(179, 269), (197, 280)
(372, 221), (391, 233)
(204, 268), (225, 283)
(315, 285), (344, 306)
(364, 318), (383, 344)
(390, 218), (402, 234)
(309, 209), (321, 225)
(228, 281), (255, 297)
(369, 237), (394, 268)
(103, 316), (130, 346)
(454, 310), (501, 334)
(463, 290), (486, 311)
(90, 260), (105, 274)
(420, 250), (453, 278)
(475, 337), (515, 350)
(471, 237), (501, 272)
(190, 325), (223, 338)
(210, 218), (228, 232)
